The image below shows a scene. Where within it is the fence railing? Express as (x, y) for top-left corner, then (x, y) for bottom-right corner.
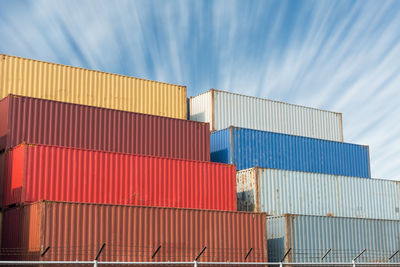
(0, 260), (400, 266)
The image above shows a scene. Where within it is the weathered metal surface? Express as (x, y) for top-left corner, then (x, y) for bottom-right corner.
(190, 89), (343, 141)
(237, 168), (400, 219)
(1, 201), (268, 262)
(211, 127), (370, 177)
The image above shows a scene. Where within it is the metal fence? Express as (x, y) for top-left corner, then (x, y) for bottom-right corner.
(0, 260), (400, 266)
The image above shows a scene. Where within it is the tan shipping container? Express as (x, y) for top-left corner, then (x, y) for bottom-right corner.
(1, 201), (268, 263)
(0, 54), (187, 119)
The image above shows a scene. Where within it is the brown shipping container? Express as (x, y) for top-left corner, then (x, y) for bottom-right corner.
(1, 201), (268, 263)
(0, 95), (210, 161)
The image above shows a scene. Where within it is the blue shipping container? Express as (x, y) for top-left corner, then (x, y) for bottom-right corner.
(211, 127), (370, 177)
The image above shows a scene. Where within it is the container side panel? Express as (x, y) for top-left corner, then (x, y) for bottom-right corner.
(0, 55), (186, 119)
(189, 92), (212, 130)
(255, 168), (399, 219)
(213, 127), (370, 177)
(202, 90), (343, 141)
(4, 95), (209, 161)
(5, 144), (236, 211)
(4, 202), (267, 262)
(266, 216), (287, 262)
(0, 96), (10, 150)
(4, 145), (25, 206)
(210, 129), (231, 164)
(236, 168), (257, 211)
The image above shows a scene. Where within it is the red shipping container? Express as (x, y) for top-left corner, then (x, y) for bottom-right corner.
(0, 95), (210, 161)
(1, 201), (267, 262)
(4, 143), (237, 211)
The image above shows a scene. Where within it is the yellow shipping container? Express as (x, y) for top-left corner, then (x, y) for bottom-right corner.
(0, 54), (187, 119)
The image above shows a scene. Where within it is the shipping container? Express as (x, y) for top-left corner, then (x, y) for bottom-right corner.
(0, 54), (187, 119)
(1, 201), (267, 263)
(190, 89), (343, 142)
(237, 167), (400, 219)
(0, 94), (210, 161)
(211, 127), (370, 177)
(4, 143), (236, 211)
(267, 214), (400, 263)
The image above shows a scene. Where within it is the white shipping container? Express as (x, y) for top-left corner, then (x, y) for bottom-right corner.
(190, 89), (343, 142)
(237, 167), (400, 220)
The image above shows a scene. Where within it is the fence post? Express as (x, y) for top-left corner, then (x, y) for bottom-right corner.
(352, 260), (355, 267)
(93, 259), (98, 267)
(194, 260), (198, 267)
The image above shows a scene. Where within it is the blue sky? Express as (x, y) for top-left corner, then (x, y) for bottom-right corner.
(1, 0), (399, 179)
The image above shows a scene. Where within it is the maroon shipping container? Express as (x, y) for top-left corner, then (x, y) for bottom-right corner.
(1, 201), (268, 263)
(0, 95), (210, 161)
(4, 143), (237, 211)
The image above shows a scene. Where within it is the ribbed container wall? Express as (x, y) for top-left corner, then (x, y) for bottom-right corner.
(0, 55), (187, 119)
(2, 201), (268, 263)
(237, 168), (400, 219)
(267, 214), (400, 263)
(190, 89), (343, 142)
(211, 127), (371, 177)
(4, 144), (237, 211)
(0, 95), (210, 161)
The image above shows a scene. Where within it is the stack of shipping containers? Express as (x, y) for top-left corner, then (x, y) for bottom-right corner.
(190, 89), (400, 263)
(0, 54), (398, 264)
(0, 55), (267, 263)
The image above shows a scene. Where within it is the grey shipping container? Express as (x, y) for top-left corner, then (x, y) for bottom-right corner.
(237, 167), (400, 220)
(267, 214), (400, 263)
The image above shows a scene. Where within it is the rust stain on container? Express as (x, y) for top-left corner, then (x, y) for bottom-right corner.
(0, 95), (210, 161)
(0, 54), (187, 119)
(2, 201), (268, 263)
(4, 143), (236, 211)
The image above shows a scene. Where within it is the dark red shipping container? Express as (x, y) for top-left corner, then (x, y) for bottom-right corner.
(4, 143), (237, 211)
(0, 95), (210, 161)
(1, 201), (267, 263)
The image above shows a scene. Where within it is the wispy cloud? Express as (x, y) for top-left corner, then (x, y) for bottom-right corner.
(0, 0), (399, 179)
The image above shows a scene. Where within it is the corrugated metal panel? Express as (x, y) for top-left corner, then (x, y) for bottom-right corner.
(190, 91), (212, 127)
(2, 201), (268, 262)
(211, 127), (370, 177)
(0, 54), (187, 119)
(237, 168), (400, 219)
(4, 144), (237, 211)
(190, 89), (343, 142)
(267, 214), (400, 263)
(0, 95), (210, 161)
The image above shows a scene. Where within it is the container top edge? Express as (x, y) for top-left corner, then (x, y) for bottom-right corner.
(2, 94), (208, 126)
(8, 200), (267, 215)
(208, 88), (343, 115)
(0, 54), (187, 89)
(218, 126), (369, 147)
(9, 142), (234, 168)
(268, 213), (400, 222)
(236, 167), (398, 183)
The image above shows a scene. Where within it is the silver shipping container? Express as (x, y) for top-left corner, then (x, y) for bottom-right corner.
(190, 89), (343, 142)
(267, 214), (400, 263)
(237, 168), (400, 220)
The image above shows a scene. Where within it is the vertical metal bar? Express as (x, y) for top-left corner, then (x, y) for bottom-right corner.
(95, 243), (106, 261)
(280, 248), (291, 262)
(244, 248), (253, 260)
(389, 250), (399, 260)
(353, 249), (366, 262)
(194, 260), (198, 267)
(93, 259), (98, 267)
